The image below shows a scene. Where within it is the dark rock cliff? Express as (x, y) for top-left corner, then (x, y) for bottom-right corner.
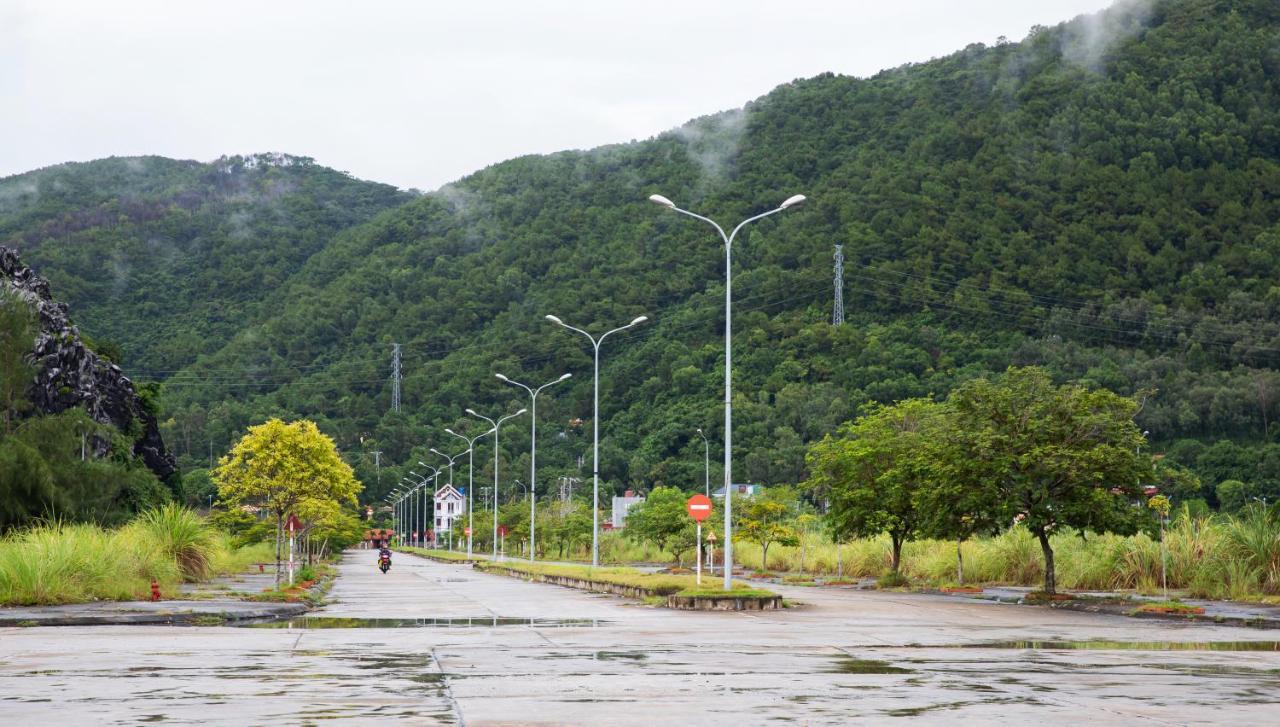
(0, 246), (177, 483)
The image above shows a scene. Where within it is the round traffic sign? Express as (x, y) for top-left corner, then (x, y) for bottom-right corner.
(464, 527), (472, 536)
(686, 494), (712, 522)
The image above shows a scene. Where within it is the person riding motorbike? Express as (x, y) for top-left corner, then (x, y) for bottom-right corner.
(377, 545), (392, 573)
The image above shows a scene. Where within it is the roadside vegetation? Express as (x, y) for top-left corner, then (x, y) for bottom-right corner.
(472, 559), (774, 600)
(0, 504), (272, 606)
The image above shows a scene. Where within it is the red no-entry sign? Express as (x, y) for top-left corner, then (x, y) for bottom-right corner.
(498, 525), (509, 537)
(686, 494), (712, 522)
(464, 527), (472, 536)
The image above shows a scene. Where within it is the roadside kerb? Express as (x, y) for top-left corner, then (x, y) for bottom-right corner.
(473, 561), (781, 610)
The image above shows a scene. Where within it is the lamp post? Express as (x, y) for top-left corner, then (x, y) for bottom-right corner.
(467, 407), (528, 558)
(497, 372), (571, 562)
(428, 450), (468, 549)
(409, 467), (438, 547)
(546, 314), (648, 567)
(446, 427), (493, 557)
(695, 427), (710, 498)
(650, 192), (806, 589)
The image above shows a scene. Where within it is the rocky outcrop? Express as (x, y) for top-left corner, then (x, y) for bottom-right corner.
(0, 246), (176, 482)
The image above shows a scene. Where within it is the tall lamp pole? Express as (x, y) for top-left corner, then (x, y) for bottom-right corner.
(650, 193), (806, 589)
(695, 427), (710, 498)
(446, 427), (493, 557)
(409, 467), (438, 546)
(545, 315), (648, 567)
(467, 407), (527, 558)
(497, 372), (571, 562)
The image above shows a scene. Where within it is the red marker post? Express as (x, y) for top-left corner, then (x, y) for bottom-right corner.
(686, 494), (712, 585)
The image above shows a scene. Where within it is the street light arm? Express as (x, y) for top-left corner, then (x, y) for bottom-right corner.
(669, 206), (730, 245)
(727, 206), (787, 245)
(546, 316), (597, 345)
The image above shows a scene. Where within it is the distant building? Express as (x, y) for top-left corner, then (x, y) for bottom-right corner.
(712, 483), (764, 499)
(612, 490), (645, 529)
(434, 484), (466, 535)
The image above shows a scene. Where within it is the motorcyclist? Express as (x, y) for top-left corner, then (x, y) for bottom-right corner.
(378, 545), (392, 562)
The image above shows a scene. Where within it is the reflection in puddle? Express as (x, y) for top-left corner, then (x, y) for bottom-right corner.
(961, 641), (1280, 651)
(829, 658), (912, 674)
(240, 616), (608, 629)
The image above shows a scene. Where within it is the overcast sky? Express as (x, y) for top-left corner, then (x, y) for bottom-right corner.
(2, 0), (1113, 190)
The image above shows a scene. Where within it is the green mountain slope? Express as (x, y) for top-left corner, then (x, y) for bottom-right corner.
(6, 0), (1280, 509)
(0, 154), (414, 373)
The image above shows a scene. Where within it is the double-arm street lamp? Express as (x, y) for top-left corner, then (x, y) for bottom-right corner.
(497, 372), (571, 562)
(445, 427), (493, 557)
(649, 193), (806, 589)
(467, 406), (527, 558)
(545, 314), (648, 566)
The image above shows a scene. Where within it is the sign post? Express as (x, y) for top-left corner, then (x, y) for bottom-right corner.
(498, 525), (509, 560)
(686, 494), (712, 586)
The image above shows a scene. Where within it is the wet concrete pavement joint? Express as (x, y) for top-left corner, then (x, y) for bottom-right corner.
(1, 550), (1278, 724)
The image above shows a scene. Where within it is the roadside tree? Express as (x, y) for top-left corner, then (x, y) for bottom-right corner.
(805, 399), (943, 578)
(948, 367), (1149, 594)
(214, 418), (360, 586)
(736, 485), (800, 571)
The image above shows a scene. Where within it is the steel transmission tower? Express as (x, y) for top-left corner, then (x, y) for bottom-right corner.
(833, 244), (845, 326)
(391, 343), (402, 413)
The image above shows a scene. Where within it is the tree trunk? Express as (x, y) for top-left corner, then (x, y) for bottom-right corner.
(956, 537), (965, 585)
(762, 542), (770, 571)
(836, 540), (843, 579)
(1036, 527), (1056, 594)
(890, 533), (903, 574)
(274, 514), (283, 589)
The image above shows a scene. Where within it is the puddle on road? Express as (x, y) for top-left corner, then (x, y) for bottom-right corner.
(959, 640), (1280, 651)
(239, 616), (608, 629)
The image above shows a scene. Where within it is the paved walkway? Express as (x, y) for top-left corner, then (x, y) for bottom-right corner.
(2, 549), (1277, 724)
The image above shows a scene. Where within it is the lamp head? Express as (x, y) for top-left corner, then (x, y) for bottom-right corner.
(444, 428), (456, 435)
(430, 448), (443, 456)
(516, 408), (528, 416)
(495, 373), (509, 382)
(557, 372), (572, 381)
(648, 194), (675, 209)
(780, 194), (806, 209)
(545, 314), (563, 325)
(465, 408), (478, 416)
(630, 315), (648, 327)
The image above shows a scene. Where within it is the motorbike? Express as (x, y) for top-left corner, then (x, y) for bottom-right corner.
(378, 554), (391, 574)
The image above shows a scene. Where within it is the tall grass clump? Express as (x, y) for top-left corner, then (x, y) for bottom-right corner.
(0, 505), (266, 605)
(130, 503), (217, 581)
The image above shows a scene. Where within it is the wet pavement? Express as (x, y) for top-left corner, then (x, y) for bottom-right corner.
(2, 550), (1278, 724)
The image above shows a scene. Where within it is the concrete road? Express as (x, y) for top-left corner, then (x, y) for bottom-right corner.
(1, 550), (1276, 725)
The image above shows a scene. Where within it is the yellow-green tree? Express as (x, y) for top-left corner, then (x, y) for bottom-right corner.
(214, 418), (360, 585)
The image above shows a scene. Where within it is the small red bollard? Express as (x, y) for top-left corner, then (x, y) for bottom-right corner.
(149, 580), (161, 602)
(258, 564), (265, 573)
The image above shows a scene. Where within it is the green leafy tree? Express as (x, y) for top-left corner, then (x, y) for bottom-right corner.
(214, 418), (361, 585)
(736, 485), (800, 572)
(806, 399), (943, 576)
(625, 486), (694, 564)
(949, 368), (1150, 594)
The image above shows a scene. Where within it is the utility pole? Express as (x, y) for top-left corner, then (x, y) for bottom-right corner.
(833, 244), (845, 326)
(390, 343), (402, 413)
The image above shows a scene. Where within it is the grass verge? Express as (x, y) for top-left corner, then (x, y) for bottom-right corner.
(475, 560), (776, 600)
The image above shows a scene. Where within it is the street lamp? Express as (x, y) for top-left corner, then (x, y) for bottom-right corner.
(467, 406), (528, 558)
(411, 467), (439, 547)
(650, 192), (805, 589)
(497, 371), (571, 562)
(429, 449), (469, 549)
(405, 474), (430, 547)
(545, 314), (647, 566)
(446, 426), (493, 557)
(695, 428), (710, 498)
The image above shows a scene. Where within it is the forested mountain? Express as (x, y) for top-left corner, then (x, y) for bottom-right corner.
(2, 0), (1279, 510)
(0, 154), (413, 374)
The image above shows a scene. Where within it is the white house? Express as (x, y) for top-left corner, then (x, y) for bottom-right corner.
(712, 483), (764, 499)
(611, 490), (645, 529)
(433, 484), (466, 537)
